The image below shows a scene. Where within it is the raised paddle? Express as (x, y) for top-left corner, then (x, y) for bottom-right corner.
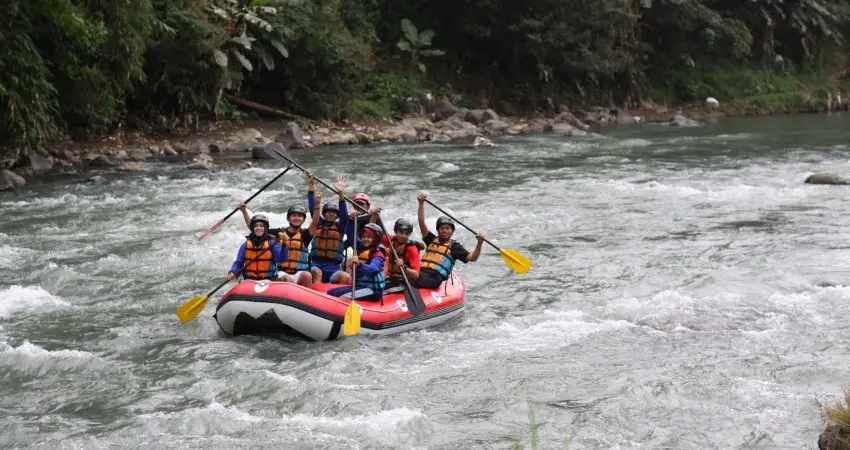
(176, 246), (273, 323)
(344, 212), (362, 336)
(423, 198), (532, 274)
(265, 143), (426, 315)
(198, 163), (294, 241)
(376, 215), (426, 316)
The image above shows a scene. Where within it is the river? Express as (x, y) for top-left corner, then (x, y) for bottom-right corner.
(2, 114), (850, 449)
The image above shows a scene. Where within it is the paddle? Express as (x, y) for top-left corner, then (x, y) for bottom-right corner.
(376, 215), (426, 316)
(176, 246), (272, 323)
(264, 143), (426, 316)
(344, 213), (361, 336)
(198, 163), (294, 241)
(423, 198), (532, 274)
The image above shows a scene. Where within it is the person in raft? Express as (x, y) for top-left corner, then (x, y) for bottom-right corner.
(381, 218), (425, 293)
(352, 192), (376, 229)
(228, 214), (287, 281)
(329, 223), (388, 301)
(307, 176), (349, 284)
(415, 192), (485, 288)
(239, 201), (314, 287)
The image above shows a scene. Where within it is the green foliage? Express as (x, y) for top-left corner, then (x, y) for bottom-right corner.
(396, 18), (445, 73)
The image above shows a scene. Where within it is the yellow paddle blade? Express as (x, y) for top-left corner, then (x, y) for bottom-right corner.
(500, 248), (532, 274)
(176, 295), (209, 323)
(343, 300), (361, 336)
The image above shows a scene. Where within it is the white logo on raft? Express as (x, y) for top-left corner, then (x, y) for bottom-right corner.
(397, 299), (408, 312)
(254, 281), (270, 293)
(431, 292), (442, 303)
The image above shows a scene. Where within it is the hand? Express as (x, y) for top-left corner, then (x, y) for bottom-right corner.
(237, 202), (247, 212)
(228, 272), (235, 280)
(369, 204), (379, 215)
(350, 256), (360, 267)
(305, 170), (314, 183)
(417, 192), (427, 203)
(314, 189), (322, 204)
(278, 233), (290, 243)
(395, 258), (405, 268)
(476, 232), (485, 243)
(335, 176), (346, 198)
(349, 211), (357, 221)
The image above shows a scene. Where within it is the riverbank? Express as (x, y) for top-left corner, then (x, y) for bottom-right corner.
(2, 96), (849, 191)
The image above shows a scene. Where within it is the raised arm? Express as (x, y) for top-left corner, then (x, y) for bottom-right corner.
(465, 233), (486, 262)
(238, 202), (251, 229)
(417, 192), (429, 238)
(309, 189), (323, 236)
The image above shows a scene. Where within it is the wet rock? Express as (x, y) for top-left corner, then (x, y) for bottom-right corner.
(805, 172), (849, 185)
(187, 154), (215, 170)
(481, 119), (510, 134)
(85, 175), (105, 184)
(23, 152), (54, 172)
(239, 161), (255, 170)
(472, 136), (495, 147)
(669, 112), (699, 127)
(276, 122), (306, 149)
(355, 132), (372, 144)
(464, 109), (486, 125)
(208, 142), (225, 153)
(172, 142), (190, 153)
(128, 149), (151, 161)
(0, 169), (26, 190)
(481, 108), (500, 123)
(227, 140), (255, 152)
(88, 155), (119, 167)
(381, 124), (417, 142)
(430, 100), (458, 121)
(185, 141), (210, 155)
(444, 128), (479, 140)
(161, 147), (178, 156)
(554, 111), (589, 130)
(552, 122), (577, 135)
(234, 128), (263, 141)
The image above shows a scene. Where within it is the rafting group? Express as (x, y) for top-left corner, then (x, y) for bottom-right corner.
(176, 143), (530, 339)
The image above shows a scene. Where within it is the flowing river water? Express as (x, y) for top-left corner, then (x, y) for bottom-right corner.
(2, 114), (850, 449)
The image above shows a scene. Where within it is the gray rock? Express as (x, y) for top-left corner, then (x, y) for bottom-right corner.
(805, 172), (849, 185)
(88, 155), (119, 167)
(0, 170), (25, 190)
(24, 152), (53, 172)
(430, 100), (458, 121)
(481, 108), (500, 123)
(233, 128), (263, 141)
(276, 122), (306, 149)
(464, 109), (486, 125)
(227, 140), (255, 152)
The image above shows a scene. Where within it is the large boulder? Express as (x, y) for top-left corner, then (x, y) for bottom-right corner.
(430, 100), (458, 121)
(23, 152), (54, 172)
(805, 172), (849, 185)
(0, 170), (26, 190)
(276, 122), (306, 149)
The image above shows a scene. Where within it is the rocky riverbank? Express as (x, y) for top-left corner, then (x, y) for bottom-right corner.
(2, 97), (849, 191)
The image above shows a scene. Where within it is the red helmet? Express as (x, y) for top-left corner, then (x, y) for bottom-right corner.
(352, 192), (371, 207)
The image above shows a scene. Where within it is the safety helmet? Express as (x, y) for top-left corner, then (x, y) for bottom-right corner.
(353, 192), (371, 207)
(249, 214), (270, 231)
(435, 216), (455, 231)
(321, 202), (340, 216)
(287, 204), (307, 219)
(394, 218), (414, 234)
(362, 222), (384, 243)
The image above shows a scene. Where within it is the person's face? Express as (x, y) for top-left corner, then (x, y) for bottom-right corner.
(395, 229), (410, 243)
(437, 224), (453, 239)
(354, 200), (368, 212)
(361, 233), (374, 248)
(323, 210), (338, 222)
(288, 213), (305, 228)
(253, 222), (267, 236)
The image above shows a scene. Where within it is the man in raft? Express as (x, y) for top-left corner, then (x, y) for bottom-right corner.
(307, 178), (349, 284)
(381, 218), (424, 293)
(228, 214), (287, 280)
(330, 223), (387, 301)
(415, 192), (485, 289)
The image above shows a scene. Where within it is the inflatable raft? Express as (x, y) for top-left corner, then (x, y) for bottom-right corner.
(213, 273), (465, 340)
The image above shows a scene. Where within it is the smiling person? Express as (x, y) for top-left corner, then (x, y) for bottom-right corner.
(307, 177), (349, 284)
(228, 214), (286, 281)
(415, 192), (485, 289)
(381, 218), (425, 293)
(329, 223), (387, 301)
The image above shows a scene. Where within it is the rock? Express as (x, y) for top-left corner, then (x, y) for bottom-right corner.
(117, 162), (150, 172)
(128, 149), (151, 161)
(669, 112), (699, 127)
(208, 142), (225, 153)
(430, 100), (458, 121)
(251, 144), (273, 159)
(553, 111), (589, 130)
(162, 147), (178, 156)
(187, 154), (214, 170)
(88, 155), (119, 167)
(276, 122), (306, 149)
(706, 97), (720, 108)
(227, 140), (255, 152)
(239, 161), (255, 170)
(355, 132), (372, 144)
(233, 128), (263, 141)
(0, 169), (26, 190)
(327, 132), (358, 145)
(481, 119), (510, 134)
(382, 124), (417, 142)
(185, 141), (209, 154)
(172, 142), (190, 153)
(23, 152), (54, 172)
(525, 119), (551, 133)
(481, 108), (499, 123)
(464, 109), (486, 125)
(472, 136), (495, 147)
(613, 109), (638, 125)
(552, 122), (577, 135)
(432, 134), (451, 142)
(444, 128), (479, 140)
(85, 175), (105, 184)
(805, 172), (849, 185)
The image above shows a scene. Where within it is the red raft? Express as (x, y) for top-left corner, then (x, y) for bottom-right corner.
(213, 273), (465, 340)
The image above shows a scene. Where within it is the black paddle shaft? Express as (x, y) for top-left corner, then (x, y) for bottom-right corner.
(265, 144), (369, 215)
(377, 215), (425, 315)
(423, 198), (498, 251)
(219, 165), (293, 225)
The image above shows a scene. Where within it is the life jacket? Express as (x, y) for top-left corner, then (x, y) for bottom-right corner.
(387, 236), (425, 280)
(278, 228), (310, 274)
(311, 222), (345, 263)
(421, 237), (456, 280)
(355, 246), (387, 293)
(243, 236), (277, 280)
